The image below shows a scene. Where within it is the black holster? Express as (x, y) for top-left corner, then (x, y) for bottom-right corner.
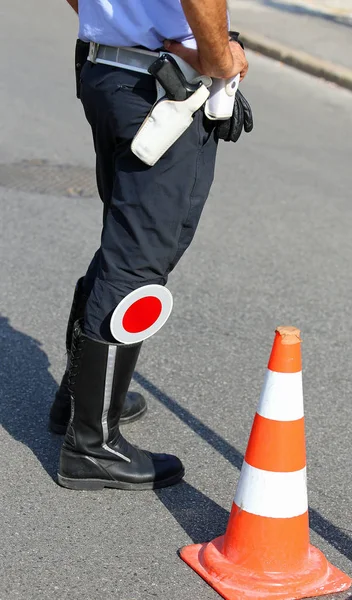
(75, 39), (90, 99)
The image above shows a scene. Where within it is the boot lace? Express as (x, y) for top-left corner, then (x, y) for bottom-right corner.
(67, 321), (85, 396)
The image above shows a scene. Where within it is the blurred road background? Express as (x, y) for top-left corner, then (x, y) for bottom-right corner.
(228, 0), (352, 88)
(241, 0), (352, 23)
(0, 1), (351, 599)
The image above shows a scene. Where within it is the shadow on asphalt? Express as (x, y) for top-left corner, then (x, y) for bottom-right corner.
(155, 482), (230, 544)
(134, 371), (352, 562)
(0, 315), (61, 480)
(0, 316), (350, 561)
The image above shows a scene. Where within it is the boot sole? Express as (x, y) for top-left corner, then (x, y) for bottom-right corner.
(120, 403), (148, 424)
(49, 404), (147, 435)
(57, 467), (185, 491)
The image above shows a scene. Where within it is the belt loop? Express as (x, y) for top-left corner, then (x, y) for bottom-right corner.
(88, 42), (99, 64)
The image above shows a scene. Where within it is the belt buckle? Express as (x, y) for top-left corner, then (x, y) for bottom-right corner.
(88, 42), (99, 63)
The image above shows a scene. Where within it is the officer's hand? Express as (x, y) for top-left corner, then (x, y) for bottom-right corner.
(164, 39), (248, 81)
(228, 41), (248, 81)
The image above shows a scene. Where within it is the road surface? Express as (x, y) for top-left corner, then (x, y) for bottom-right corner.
(0, 1), (351, 599)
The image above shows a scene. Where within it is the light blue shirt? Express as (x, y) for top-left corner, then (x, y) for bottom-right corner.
(78, 0), (195, 50)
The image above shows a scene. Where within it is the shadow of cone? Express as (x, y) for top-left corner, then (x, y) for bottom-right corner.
(180, 326), (352, 600)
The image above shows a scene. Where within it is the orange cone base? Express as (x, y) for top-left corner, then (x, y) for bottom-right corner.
(180, 536), (351, 600)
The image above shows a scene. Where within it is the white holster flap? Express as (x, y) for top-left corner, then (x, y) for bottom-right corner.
(131, 84), (210, 166)
(205, 74), (240, 120)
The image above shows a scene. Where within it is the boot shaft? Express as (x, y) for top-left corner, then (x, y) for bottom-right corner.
(65, 278), (89, 353)
(65, 321), (142, 456)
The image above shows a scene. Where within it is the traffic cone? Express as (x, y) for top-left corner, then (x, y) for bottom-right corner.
(180, 326), (351, 600)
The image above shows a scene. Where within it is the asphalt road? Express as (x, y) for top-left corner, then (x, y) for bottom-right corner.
(229, 0), (352, 70)
(1, 2), (352, 600)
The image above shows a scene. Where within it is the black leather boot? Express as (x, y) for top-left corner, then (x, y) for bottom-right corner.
(49, 278), (147, 434)
(58, 322), (184, 490)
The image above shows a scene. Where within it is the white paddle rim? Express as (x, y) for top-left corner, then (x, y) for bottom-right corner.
(110, 284), (173, 344)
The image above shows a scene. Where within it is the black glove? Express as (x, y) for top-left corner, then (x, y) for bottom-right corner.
(215, 89), (254, 143)
(229, 30), (244, 49)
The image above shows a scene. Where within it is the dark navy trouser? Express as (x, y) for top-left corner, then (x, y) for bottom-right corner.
(79, 61), (218, 341)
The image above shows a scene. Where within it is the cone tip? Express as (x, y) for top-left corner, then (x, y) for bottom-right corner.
(276, 326), (301, 345)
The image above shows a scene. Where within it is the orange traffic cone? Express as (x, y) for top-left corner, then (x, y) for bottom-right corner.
(180, 326), (351, 600)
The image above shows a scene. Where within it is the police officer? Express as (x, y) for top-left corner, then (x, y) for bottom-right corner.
(51, 0), (248, 491)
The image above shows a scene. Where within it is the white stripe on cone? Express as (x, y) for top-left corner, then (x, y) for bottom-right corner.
(234, 461), (308, 518)
(257, 370), (304, 422)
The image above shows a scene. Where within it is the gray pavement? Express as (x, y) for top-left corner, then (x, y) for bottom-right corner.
(229, 0), (352, 89)
(1, 2), (352, 600)
(266, 0), (352, 22)
(229, 0), (352, 70)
